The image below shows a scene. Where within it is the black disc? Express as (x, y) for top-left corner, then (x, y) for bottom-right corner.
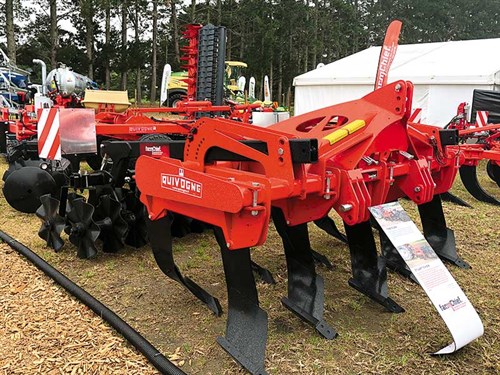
(3, 167), (57, 213)
(36, 194), (65, 251)
(67, 198), (100, 259)
(94, 195), (128, 253)
(3, 159), (44, 182)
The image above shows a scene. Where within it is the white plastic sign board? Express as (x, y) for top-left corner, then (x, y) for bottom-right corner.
(369, 201), (483, 354)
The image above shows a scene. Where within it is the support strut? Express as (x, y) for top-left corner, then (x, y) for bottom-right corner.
(344, 220), (404, 313)
(418, 195), (470, 269)
(213, 228), (268, 375)
(147, 214), (222, 316)
(272, 208), (337, 340)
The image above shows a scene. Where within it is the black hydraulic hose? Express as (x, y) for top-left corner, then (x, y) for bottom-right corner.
(0, 230), (186, 375)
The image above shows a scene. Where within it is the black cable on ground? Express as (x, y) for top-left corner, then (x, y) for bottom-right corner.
(0, 230), (186, 375)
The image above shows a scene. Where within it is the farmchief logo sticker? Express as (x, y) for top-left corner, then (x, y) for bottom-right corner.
(439, 296), (466, 312)
(161, 168), (203, 198)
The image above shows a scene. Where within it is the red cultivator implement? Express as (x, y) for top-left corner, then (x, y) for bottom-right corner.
(135, 80), (465, 374)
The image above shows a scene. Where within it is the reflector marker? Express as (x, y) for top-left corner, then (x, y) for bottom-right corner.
(38, 108), (61, 161)
(475, 111), (488, 127)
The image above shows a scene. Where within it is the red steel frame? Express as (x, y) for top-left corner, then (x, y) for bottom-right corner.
(136, 81), (460, 250)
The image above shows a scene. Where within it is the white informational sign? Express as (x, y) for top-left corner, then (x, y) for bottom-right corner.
(369, 202), (483, 354)
(160, 64), (171, 106)
(249, 77), (256, 99)
(237, 76), (246, 92)
(264, 75), (271, 101)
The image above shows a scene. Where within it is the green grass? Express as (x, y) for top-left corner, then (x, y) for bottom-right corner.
(0, 158), (498, 374)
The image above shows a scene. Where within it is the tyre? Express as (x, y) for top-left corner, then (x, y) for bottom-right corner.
(168, 92), (185, 107)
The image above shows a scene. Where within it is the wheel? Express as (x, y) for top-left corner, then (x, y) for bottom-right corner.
(168, 92), (185, 107)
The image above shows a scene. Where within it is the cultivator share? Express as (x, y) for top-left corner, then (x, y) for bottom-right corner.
(0, 21), (493, 374)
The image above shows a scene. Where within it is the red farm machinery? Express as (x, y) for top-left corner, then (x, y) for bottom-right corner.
(0, 22), (498, 374)
(436, 94), (500, 206)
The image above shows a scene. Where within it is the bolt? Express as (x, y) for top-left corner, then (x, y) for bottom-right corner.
(252, 182), (260, 187)
(414, 186), (421, 193)
(251, 210), (259, 216)
(340, 204), (353, 212)
(148, 214), (152, 219)
(278, 148), (284, 156)
(286, 220), (290, 225)
(226, 242), (231, 249)
(395, 83), (402, 92)
(228, 177), (235, 182)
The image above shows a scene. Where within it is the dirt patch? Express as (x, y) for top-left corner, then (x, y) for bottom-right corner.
(0, 158), (498, 374)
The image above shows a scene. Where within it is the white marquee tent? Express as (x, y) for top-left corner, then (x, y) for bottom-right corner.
(293, 38), (500, 126)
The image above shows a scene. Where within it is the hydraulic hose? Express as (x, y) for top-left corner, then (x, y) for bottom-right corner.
(0, 230), (186, 375)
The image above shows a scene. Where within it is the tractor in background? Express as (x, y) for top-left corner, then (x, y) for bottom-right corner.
(162, 60), (248, 107)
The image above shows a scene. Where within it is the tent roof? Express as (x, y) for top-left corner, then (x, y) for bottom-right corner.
(294, 38), (500, 86)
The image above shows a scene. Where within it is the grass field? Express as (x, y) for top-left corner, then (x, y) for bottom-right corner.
(0, 158), (498, 374)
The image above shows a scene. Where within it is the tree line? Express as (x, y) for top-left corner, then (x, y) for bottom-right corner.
(2, 0), (500, 104)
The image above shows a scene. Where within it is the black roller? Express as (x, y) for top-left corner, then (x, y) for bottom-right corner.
(459, 165), (500, 205)
(36, 194), (65, 251)
(66, 198), (100, 259)
(94, 195), (129, 253)
(3, 166), (57, 213)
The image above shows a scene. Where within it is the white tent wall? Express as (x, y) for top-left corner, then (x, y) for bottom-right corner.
(294, 84), (371, 116)
(425, 84), (495, 125)
(293, 38), (500, 126)
(294, 83), (495, 126)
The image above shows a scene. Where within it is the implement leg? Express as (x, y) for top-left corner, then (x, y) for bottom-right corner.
(344, 220), (404, 313)
(418, 195), (470, 269)
(147, 214), (222, 316)
(272, 208), (337, 340)
(214, 228), (268, 375)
